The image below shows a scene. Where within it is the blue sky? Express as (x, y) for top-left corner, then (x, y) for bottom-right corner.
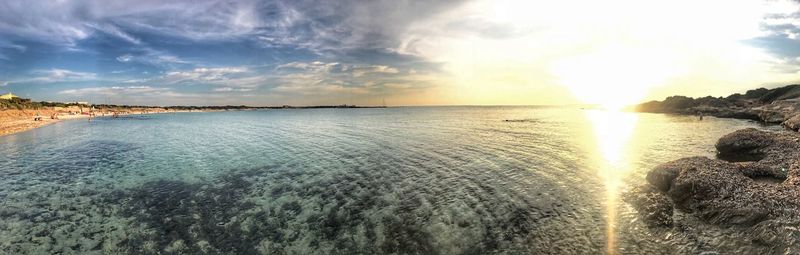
(1, 0), (800, 106)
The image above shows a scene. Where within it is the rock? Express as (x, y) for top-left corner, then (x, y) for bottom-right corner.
(634, 84), (800, 125)
(645, 160), (683, 192)
(715, 128), (800, 170)
(622, 185), (673, 226)
(785, 161), (800, 186)
(627, 128), (800, 251)
(783, 114), (800, 131)
(714, 128), (772, 162)
(164, 239), (186, 253)
(757, 110), (785, 123)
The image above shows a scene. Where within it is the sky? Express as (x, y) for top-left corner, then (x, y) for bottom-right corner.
(1, 0), (800, 107)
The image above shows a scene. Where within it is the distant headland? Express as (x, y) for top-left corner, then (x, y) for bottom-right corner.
(633, 84), (800, 131)
(0, 94), (385, 137)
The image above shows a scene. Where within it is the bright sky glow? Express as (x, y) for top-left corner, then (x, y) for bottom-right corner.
(0, 0), (798, 106)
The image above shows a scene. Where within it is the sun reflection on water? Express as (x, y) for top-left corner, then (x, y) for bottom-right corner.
(585, 109), (639, 255)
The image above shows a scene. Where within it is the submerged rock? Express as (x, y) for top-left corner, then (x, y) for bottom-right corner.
(627, 128), (800, 252)
(623, 185), (673, 227)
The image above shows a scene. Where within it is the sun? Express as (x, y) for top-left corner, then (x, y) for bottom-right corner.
(552, 45), (682, 110)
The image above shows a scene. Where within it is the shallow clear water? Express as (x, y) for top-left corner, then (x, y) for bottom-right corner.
(0, 107), (775, 254)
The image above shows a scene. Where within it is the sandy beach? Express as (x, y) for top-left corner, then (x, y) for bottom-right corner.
(0, 108), (202, 137)
(0, 110), (84, 137)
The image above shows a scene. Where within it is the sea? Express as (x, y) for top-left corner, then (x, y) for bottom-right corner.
(0, 106), (780, 254)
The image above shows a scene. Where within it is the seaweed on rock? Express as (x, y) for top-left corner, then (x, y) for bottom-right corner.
(626, 128), (800, 253)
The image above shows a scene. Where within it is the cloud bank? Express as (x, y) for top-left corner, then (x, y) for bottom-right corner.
(0, 0), (798, 106)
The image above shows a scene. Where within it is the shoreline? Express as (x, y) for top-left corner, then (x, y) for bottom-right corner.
(633, 84), (800, 130)
(0, 109), (207, 137)
(0, 105), (390, 138)
(625, 128), (800, 253)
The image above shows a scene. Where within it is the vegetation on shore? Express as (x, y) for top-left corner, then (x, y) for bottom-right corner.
(633, 84), (800, 124)
(635, 85), (800, 113)
(0, 97), (383, 111)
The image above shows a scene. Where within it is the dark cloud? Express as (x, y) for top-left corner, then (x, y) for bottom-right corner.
(0, 0), (469, 53)
(0, 0), (467, 105)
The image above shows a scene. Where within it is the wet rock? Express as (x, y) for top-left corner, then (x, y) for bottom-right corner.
(628, 128), (800, 252)
(783, 114), (800, 131)
(646, 162), (683, 192)
(623, 186), (673, 227)
(164, 239), (187, 253)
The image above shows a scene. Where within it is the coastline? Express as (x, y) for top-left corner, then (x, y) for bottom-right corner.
(627, 84), (800, 253)
(0, 109), (205, 137)
(633, 84), (800, 129)
(0, 113), (85, 137)
(625, 128), (800, 253)
(0, 104), (388, 138)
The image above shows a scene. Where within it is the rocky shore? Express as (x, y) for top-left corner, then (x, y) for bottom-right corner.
(635, 84), (800, 130)
(626, 128), (800, 252)
(628, 85), (800, 253)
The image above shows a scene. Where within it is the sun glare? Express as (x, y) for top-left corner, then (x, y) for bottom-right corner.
(423, 0), (791, 106)
(585, 110), (639, 254)
(552, 45), (682, 110)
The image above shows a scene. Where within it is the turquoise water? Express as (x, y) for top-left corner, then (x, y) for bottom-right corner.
(0, 107), (773, 254)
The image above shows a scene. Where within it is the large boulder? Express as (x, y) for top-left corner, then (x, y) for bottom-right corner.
(714, 128), (773, 162)
(627, 128), (800, 252)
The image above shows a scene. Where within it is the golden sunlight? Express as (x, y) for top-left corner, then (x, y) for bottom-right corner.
(552, 45), (682, 110)
(416, 0), (796, 106)
(585, 110), (639, 254)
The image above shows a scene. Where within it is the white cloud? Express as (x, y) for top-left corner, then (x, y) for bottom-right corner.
(22, 68), (98, 83)
(0, 40), (26, 61)
(87, 23), (142, 44)
(0, 0), (468, 54)
(270, 60), (430, 98)
(3, 0), (799, 106)
(163, 67), (248, 83)
(121, 79), (149, 83)
(116, 54), (133, 62)
(59, 86), (167, 96)
(351, 65), (399, 77)
(213, 87), (253, 92)
(140, 66), (269, 90)
(277, 61), (400, 77)
(0, 41), (25, 52)
(277, 61), (340, 72)
(116, 48), (191, 66)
